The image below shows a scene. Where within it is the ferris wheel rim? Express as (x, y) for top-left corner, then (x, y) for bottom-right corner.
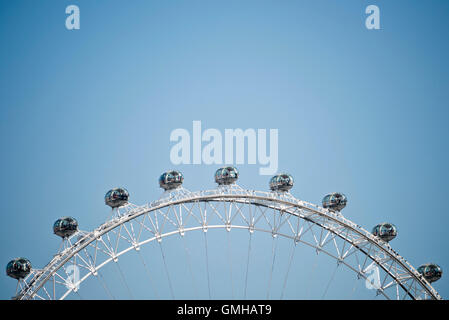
(56, 224), (393, 301)
(15, 188), (442, 300)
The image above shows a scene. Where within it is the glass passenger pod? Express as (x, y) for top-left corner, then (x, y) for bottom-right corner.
(6, 258), (32, 280)
(418, 263), (443, 283)
(372, 222), (397, 242)
(53, 216), (78, 238)
(269, 174), (294, 192)
(322, 192), (347, 212)
(215, 167), (239, 185)
(105, 188), (129, 208)
(159, 170), (184, 191)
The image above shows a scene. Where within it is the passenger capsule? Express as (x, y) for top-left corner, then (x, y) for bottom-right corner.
(215, 167), (239, 185)
(269, 174), (294, 192)
(105, 188), (129, 208)
(6, 258), (32, 280)
(372, 223), (397, 242)
(53, 217), (78, 238)
(159, 170), (184, 191)
(322, 193), (347, 212)
(418, 263), (442, 283)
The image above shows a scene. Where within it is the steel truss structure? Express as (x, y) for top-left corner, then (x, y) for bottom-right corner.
(14, 185), (442, 300)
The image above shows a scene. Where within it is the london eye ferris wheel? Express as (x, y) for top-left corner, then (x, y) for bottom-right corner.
(6, 167), (443, 300)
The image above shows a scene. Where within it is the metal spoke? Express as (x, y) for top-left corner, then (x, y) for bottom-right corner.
(349, 275), (360, 300)
(266, 235), (279, 299)
(136, 250), (160, 299)
(226, 230), (235, 299)
(204, 231), (212, 299)
(280, 241), (296, 299)
(305, 252), (319, 299)
(115, 261), (134, 299)
(95, 271), (115, 300)
(244, 231), (252, 299)
(158, 241), (175, 299)
(181, 234), (198, 299)
(322, 264), (339, 299)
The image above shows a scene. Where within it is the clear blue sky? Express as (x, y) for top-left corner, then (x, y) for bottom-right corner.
(1, 0), (448, 299)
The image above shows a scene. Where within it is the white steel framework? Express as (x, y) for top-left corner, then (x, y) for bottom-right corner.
(13, 185), (442, 300)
